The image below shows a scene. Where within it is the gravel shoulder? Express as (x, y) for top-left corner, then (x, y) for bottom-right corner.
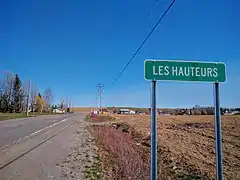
(60, 122), (99, 180)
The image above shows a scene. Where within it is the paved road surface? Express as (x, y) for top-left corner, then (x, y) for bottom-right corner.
(0, 113), (97, 180)
(0, 114), (73, 148)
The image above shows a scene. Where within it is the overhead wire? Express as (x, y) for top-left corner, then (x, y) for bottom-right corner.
(111, 0), (176, 85)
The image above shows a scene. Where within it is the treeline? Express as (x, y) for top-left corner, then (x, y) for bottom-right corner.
(161, 105), (240, 115)
(109, 106), (240, 116)
(0, 72), (53, 113)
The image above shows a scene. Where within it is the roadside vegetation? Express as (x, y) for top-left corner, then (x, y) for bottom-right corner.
(90, 124), (149, 180)
(84, 114), (92, 121)
(0, 112), (59, 121)
(0, 113), (27, 120)
(84, 113), (116, 123)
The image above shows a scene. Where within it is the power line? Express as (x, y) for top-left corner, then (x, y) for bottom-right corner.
(111, 0), (176, 85)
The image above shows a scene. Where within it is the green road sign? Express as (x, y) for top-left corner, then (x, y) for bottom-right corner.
(144, 60), (226, 82)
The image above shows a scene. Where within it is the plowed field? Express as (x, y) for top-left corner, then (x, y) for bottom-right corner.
(113, 114), (240, 180)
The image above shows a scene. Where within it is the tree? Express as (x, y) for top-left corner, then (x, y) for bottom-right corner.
(59, 100), (64, 109)
(1, 94), (8, 113)
(0, 78), (5, 112)
(51, 104), (55, 110)
(206, 107), (214, 115)
(43, 88), (53, 112)
(36, 93), (43, 112)
(112, 106), (119, 114)
(12, 74), (22, 113)
(0, 73), (14, 112)
(194, 104), (201, 109)
(30, 84), (38, 112)
(20, 81), (29, 113)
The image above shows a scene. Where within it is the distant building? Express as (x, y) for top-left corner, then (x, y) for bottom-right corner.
(53, 109), (65, 114)
(129, 110), (136, 114)
(225, 110), (240, 115)
(119, 109), (130, 114)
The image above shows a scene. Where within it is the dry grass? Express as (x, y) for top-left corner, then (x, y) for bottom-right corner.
(113, 114), (240, 180)
(91, 125), (149, 180)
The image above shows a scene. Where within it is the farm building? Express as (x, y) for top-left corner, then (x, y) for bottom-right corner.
(118, 109), (136, 114)
(119, 109), (130, 114)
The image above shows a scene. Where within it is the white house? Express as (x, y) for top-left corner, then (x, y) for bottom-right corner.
(129, 110), (136, 114)
(53, 109), (65, 114)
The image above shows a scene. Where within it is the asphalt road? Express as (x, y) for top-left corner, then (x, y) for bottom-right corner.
(0, 112), (93, 180)
(0, 114), (74, 148)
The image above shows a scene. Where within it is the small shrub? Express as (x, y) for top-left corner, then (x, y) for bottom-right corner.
(84, 114), (92, 121)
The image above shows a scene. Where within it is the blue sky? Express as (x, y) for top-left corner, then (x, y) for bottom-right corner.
(1, 0), (239, 108)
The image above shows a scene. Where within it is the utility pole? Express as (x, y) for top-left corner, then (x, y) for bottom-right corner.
(26, 80), (31, 116)
(97, 84), (103, 113)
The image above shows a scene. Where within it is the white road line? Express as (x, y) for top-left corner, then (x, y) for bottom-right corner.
(29, 117), (71, 137)
(0, 117), (71, 151)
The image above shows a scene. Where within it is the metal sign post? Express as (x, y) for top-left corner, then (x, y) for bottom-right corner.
(151, 80), (157, 180)
(214, 82), (223, 180)
(145, 59), (226, 180)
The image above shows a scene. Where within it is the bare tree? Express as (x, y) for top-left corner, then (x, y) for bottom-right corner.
(59, 99), (64, 110)
(30, 84), (38, 112)
(21, 80), (32, 113)
(43, 88), (53, 112)
(20, 83), (27, 112)
(0, 77), (5, 111)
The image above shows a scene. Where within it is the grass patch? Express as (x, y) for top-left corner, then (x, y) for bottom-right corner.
(84, 155), (103, 180)
(0, 112), (57, 121)
(0, 113), (27, 120)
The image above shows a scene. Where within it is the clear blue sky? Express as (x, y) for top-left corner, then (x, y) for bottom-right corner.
(1, 0), (239, 108)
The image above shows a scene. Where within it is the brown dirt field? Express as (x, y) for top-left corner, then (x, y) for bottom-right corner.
(112, 114), (240, 180)
(72, 107), (93, 113)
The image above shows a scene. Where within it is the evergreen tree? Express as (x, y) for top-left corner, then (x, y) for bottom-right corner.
(2, 94), (8, 112)
(12, 75), (22, 113)
(0, 89), (3, 112)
